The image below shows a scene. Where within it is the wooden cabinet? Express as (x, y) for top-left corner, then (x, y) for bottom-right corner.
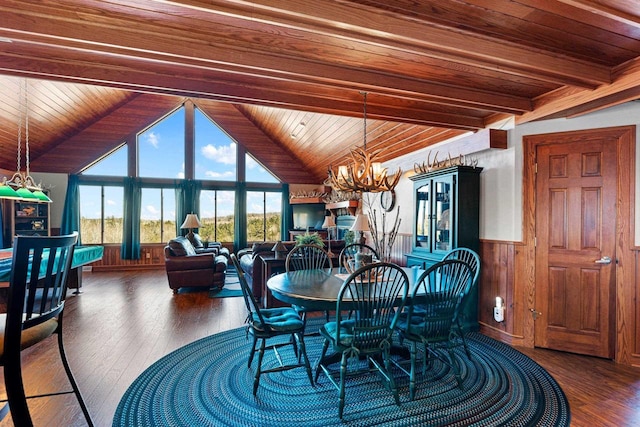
(405, 165), (482, 329)
(5, 199), (50, 243)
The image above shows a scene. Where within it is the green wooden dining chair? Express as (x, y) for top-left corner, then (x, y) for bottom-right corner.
(0, 232), (93, 427)
(395, 259), (473, 400)
(338, 243), (378, 274)
(442, 248), (481, 360)
(286, 244), (333, 329)
(315, 262), (409, 418)
(230, 254), (313, 395)
(285, 244), (332, 273)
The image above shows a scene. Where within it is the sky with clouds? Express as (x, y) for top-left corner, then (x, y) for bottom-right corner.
(79, 106), (280, 220)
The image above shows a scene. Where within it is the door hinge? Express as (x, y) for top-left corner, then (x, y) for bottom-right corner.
(535, 162), (538, 173)
(534, 237), (537, 247)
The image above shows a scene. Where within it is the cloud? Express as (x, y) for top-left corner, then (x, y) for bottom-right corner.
(205, 170), (234, 178)
(201, 143), (236, 164)
(246, 156), (258, 169)
(106, 199), (116, 206)
(145, 131), (160, 148)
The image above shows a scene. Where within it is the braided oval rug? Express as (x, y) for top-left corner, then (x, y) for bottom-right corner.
(114, 320), (570, 427)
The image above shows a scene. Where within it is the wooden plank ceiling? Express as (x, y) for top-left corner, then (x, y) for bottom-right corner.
(0, 1), (639, 184)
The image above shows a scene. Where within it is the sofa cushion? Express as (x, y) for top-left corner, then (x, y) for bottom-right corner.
(188, 233), (205, 249)
(168, 236), (197, 257)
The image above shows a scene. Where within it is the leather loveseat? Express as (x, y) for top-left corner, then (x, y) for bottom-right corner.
(237, 240), (345, 304)
(164, 236), (228, 293)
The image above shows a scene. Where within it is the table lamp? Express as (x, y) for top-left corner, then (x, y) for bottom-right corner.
(272, 240), (288, 259)
(350, 214), (369, 246)
(180, 213), (201, 240)
(322, 215), (336, 256)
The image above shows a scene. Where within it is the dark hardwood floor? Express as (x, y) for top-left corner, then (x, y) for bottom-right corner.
(0, 269), (639, 426)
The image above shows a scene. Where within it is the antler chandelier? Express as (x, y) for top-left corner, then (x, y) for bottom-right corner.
(327, 92), (401, 193)
(0, 79), (51, 203)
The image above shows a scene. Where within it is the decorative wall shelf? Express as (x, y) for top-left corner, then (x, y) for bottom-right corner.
(325, 200), (359, 216)
(290, 197), (325, 204)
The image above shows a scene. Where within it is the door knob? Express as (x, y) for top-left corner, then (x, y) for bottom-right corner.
(595, 256), (611, 264)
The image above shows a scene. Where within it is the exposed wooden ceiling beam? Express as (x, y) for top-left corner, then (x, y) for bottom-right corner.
(168, 0), (610, 87)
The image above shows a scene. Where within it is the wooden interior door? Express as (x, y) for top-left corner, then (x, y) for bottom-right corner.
(534, 137), (616, 358)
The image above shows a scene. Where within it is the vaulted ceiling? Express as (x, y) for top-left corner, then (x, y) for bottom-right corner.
(0, 1), (639, 184)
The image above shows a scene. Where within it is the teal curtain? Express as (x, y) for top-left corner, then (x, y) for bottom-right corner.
(234, 182), (247, 251)
(175, 179), (201, 236)
(281, 184), (291, 241)
(121, 177), (141, 259)
(60, 174), (82, 245)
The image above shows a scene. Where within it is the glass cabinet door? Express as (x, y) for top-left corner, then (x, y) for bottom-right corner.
(415, 183), (430, 249)
(433, 177), (452, 252)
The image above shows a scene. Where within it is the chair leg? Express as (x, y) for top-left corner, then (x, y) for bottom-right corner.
(338, 352), (348, 419)
(4, 352), (33, 427)
(456, 318), (472, 360)
(383, 350), (400, 406)
(248, 335), (258, 368)
(314, 339), (330, 382)
(296, 333), (314, 386)
(409, 341), (417, 401)
(58, 331), (94, 427)
(253, 339), (267, 395)
(446, 345), (463, 389)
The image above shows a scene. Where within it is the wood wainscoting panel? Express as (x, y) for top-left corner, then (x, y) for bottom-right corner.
(478, 240), (526, 347)
(91, 244), (166, 271)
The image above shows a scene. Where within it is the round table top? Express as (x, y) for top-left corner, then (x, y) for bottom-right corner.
(266, 267), (420, 311)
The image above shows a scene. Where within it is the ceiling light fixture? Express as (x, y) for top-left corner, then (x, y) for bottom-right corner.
(327, 92), (401, 193)
(0, 79), (52, 203)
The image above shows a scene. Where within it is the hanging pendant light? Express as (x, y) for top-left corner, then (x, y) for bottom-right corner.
(0, 79), (52, 203)
(327, 92), (401, 193)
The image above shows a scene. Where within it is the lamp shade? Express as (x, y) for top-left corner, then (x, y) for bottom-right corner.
(0, 184), (22, 200)
(15, 186), (38, 201)
(350, 214), (370, 232)
(180, 213), (201, 229)
(31, 189), (52, 203)
(322, 215), (336, 229)
(272, 241), (287, 252)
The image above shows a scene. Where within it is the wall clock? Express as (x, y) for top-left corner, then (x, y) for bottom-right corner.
(380, 190), (396, 212)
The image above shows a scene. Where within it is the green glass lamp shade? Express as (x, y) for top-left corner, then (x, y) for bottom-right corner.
(15, 186), (38, 200)
(0, 184), (21, 200)
(31, 189), (52, 203)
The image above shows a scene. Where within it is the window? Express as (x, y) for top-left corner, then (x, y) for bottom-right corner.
(138, 108), (185, 179)
(140, 188), (176, 243)
(195, 108), (237, 181)
(245, 153), (278, 183)
(79, 185), (124, 244)
(81, 144), (127, 176)
(199, 190), (235, 243)
(246, 191), (282, 242)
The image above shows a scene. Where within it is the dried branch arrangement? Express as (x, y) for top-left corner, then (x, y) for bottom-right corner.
(363, 194), (401, 263)
(414, 151), (479, 174)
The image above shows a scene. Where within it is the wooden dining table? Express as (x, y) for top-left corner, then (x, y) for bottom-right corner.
(266, 266), (422, 312)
